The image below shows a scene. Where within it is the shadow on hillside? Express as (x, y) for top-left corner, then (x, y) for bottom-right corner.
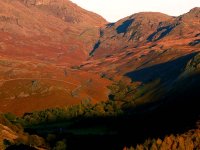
(22, 53), (200, 150)
(147, 25), (174, 42)
(125, 52), (198, 83)
(65, 74), (200, 150)
(64, 53), (200, 150)
(106, 23), (115, 28)
(116, 19), (134, 34)
(89, 40), (101, 56)
(23, 81), (200, 150)
(189, 39), (200, 46)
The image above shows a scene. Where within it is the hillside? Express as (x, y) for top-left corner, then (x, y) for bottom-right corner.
(0, 0), (107, 65)
(0, 3), (199, 149)
(0, 2), (199, 116)
(0, 4), (199, 115)
(82, 8), (200, 81)
(0, 0), (109, 115)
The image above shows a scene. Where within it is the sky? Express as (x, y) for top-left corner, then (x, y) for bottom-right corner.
(70, 0), (200, 22)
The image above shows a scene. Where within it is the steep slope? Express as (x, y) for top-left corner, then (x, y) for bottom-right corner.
(20, 0), (106, 26)
(89, 12), (173, 57)
(0, 0), (110, 115)
(0, 0), (107, 65)
(83, 8), (200, 80)
(0, 4), (199, 116)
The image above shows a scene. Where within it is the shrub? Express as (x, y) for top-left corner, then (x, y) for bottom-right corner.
(53, 140), (67, 150)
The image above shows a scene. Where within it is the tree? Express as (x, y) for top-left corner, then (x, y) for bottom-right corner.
(53, 140), (67, 150)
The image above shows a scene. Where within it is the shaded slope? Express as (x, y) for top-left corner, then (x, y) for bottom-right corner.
(125, 52), (197, 83)
(21, 58), (200, 149)
(68, 55), (200, 149)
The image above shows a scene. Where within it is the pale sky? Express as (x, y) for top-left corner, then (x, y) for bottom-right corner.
(70, 0), (200, 22)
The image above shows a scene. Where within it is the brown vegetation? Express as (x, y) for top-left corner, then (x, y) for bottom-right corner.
(125, 127), (200, 150)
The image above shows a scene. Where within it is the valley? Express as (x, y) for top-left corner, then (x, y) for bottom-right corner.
(0, 0), (199, 149)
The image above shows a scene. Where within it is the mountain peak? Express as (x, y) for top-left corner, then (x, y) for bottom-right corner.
(189, 7), (200, 13)
(18, 0), (107, 25)
(130, 12), (171, 19)
(182, 7), (200, 18)
(0, 0), (107, 65)
(127, 12), (172, 26)
(88, 8), (199, 59)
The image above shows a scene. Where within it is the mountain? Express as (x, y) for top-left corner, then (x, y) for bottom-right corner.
(0, 0), (107, 65)
(0, 2), (199, 116)
(89, 7), (200, 57)
(82, 7), (200, 81)
(89, 12), (173, 57)
(20, 0), (106, 26)
(0, 3), (200, 150)
(0, 0), (109, 115)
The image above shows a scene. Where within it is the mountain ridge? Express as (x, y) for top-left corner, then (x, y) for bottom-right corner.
(82, 7), (200, 81)
(0, 0), (107, 65)
(0, 4), (200, 150)
(0, 3), (199, 115)
(19, 0), (107, 25)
